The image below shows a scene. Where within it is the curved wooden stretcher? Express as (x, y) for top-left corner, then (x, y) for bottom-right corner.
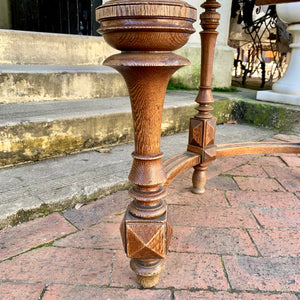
(96, 0), (300, 288)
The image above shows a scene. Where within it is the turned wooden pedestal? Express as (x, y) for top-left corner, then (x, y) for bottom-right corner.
(96, 0), (197, 287)
(96, 0), (300, 288)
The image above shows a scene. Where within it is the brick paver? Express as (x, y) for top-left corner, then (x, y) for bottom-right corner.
(251, 156), (288, 167)
(205, 176), (240, 190)
(273, 134), (300, 143)
(157, 252), (229, 290)
(224, 164), (267, 177)
(170, 226), (258, 255)
(248, 229), (300, 256)
(169, 205), (258, 228)
(234, 177), (285, 192)
(53, 221), (123, 250)
(174, 290), (298, 299)
(111, 250), (229, 290)
(0, 282), (45, 299)
(0, 247), (113, 285)
(43, 285), (170, 300)
(223, 256), (300, 292)
(251, 208), (300, 228)
(167, 189), (229, 206)
(63, 190), (129, 229)
(263, 165), (300, 179)
(0, 213), (76, 261)
(210, 155), (260, 175)
(1, 134), (299, 299)
(280, 155), (300, 167)
(277, 178), (300, 192)
(226, 191), (300, 208)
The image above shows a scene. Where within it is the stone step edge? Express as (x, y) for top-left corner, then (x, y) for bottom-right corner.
(0, 64), (119, 73)
(0, 180), (131, 230)
(0, 98), (236, 168)
(1, 94), (299, 168)
(0, 66), (128, 103)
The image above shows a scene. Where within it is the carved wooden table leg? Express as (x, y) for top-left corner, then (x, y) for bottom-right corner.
(108, 53), (190, 288)
(187, 0), (221, 194)
(96, 0), (196, 288)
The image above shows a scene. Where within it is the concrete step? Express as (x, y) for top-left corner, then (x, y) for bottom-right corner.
(0, 90), (203, 166)
(0, 64), (128, 103)
(0, 30), (117, 66)
(1, 88), (299, 168)
(0, 123), (283, 229)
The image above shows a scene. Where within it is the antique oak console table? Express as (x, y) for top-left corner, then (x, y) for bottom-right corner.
(96, 0), (300, 288)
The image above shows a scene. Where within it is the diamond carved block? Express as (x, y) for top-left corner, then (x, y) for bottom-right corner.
(120, 210), (173, 260)
(189, 118), (204, 147)
(189, 117), (217, 148)
(204, 118), (216, 147)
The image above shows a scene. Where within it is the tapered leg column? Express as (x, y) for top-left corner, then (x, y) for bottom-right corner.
(187, 0), (221, 193)
(105, 54), (189, 287)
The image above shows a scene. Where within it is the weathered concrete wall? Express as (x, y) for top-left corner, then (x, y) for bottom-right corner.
(170, 44), (234, 89)
(170, 0), (234, 89)
(0, 0), (11, 29)
(0, 30), (118, 65)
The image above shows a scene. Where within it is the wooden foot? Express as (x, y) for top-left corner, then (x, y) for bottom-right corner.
(131, 259), (165, 288)
(192, 165), (208, 194)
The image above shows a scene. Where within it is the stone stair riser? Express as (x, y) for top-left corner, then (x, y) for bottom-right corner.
(0, 104), (199, 167)
(0, 99), (238, 167)
(1, 98), (299, 168)
(0, 30), (117, 66)
(0, 72), (128, 103)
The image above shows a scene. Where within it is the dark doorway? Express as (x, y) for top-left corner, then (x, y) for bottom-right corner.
(10, 0), (102, 36)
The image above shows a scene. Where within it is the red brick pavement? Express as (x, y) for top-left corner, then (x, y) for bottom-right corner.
(0, 135), (299, 299)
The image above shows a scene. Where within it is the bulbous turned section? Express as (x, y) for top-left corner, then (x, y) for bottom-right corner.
(96, 0), (197, 51)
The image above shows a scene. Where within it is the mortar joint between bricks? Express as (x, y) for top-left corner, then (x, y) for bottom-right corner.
(38, 284), (48, 300)
(245, 228), (263, 257)
(220, 255), (233, 291)
(249, 208), (263, 229)
(224, 191), (232, 207)
(108, 250), (117, 286)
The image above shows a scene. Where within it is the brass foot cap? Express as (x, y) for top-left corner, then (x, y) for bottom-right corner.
(191, 187), (205, 194)
(137, 274), (160, 288)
